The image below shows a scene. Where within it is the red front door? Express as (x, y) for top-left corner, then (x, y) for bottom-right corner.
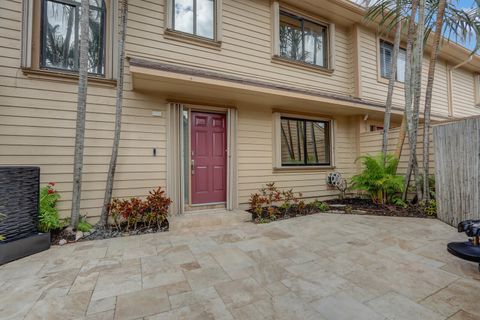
(191, 112), (227, 204)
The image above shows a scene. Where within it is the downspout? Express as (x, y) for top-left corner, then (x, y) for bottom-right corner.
(447, 56), (473, 117)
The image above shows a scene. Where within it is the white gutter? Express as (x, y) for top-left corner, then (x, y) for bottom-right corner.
(447, 56), (473, 117)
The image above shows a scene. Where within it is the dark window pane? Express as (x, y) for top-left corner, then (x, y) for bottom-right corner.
(44, 1), (77, 71)
(196, 0), (214, 39)
(281, 117), (331, 166)
(279, 12), (328, 67)
(174, 0), (194, 34)
(380, 40), (406, 83)
(304, 21), (326, 67)
(88, 8), (104, 74)
(279, 13), (303, 61)
(281, 118), (305, 165)
(42, 0), (105, 75)
(306, 121), (330, 165)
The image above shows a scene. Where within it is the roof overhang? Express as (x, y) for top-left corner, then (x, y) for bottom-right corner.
(129, 57), (408, 122)
(129, 57), (452, 122)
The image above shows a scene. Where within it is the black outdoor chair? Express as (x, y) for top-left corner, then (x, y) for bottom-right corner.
(447, 219), (480, 272)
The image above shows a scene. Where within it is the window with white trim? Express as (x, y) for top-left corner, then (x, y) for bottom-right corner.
(279, 11), (328, 68)
(275, 114), (333, 167)
(271, 2), (335, 71)
(21, 0), (116, 78)
(173, 0), (215, 39)
(41, 0), (106, 75)
(380, 40), (406, 82)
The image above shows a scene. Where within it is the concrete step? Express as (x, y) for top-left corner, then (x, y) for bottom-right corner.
(169, 209), (251, 232)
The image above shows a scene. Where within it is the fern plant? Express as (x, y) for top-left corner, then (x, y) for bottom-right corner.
(77, 215), (93, 233)
(38, 182), (61, 232)
(350, 154), (404, 205)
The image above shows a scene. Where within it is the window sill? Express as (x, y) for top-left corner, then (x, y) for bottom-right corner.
(377, 75), (405, 89)
(22, 68), (117, 87)
(273, 166), (335, 173)
(271, 56), (334, 74)
(164, 29), (222, 50)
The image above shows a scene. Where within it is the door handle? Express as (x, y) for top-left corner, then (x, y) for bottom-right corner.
(191, 159), (195, 175)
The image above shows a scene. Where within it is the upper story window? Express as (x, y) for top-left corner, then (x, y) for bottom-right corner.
(173, 0), (215, 39)
(279, 11), (328, 68)
(279, 116), (331, 166)
(41, 0), (106, 75)
(380, 40), (406, 83)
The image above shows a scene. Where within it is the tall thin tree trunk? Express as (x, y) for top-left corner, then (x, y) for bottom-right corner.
(408, 0), (426, 201)
(382, 1), (402, 160)
(100, 0), (129, 226)
(402, 0), (419, 201)
(394, 1), (418, 175)
(70, 0), (90, 229)
(394, 114), (407, 161)
(422, 0), (446, 201)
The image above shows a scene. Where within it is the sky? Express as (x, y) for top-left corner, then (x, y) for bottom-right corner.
(352, 0), (479, 52)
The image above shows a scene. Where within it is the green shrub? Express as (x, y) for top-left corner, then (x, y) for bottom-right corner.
(420, 199), (437, 216)
(77, 216), (93, 233)
(38, 182), (61, 232)
(312, 199), (330, 212)
(350, 154), (404, 205)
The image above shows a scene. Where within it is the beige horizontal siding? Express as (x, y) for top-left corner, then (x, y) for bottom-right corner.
(0, 0), (167, 219)
(452, 68), (478, 117)
(358, 28), (477, 119)
(125, 0), (354, 98)
(359, 126), (435, 176)
(236, 105), (359, 206)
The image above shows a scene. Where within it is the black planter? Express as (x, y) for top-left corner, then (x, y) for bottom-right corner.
(0, 166), (50, 265)
(0, 232), (50, 265)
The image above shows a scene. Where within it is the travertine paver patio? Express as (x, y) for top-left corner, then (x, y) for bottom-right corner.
(1, 212), (480, 320)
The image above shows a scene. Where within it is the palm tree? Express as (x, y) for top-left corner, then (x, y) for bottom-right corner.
(100, 0), (129, 226)
(422, 0), (446, 201)
(422, 1), (480, 200)
(364, 0), (413, 163)
(70, 0), (90, 230)
(404, 0), (425, 201)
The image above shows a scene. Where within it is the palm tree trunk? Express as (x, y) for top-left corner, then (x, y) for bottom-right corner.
(422, 0), (446, 201)
(382, 0), (402, 160)
(394, 0), (418, 175)
(70, 0), (90, 229)
(401, 0), (418, 200)
(394, 113), (406, 162)
(100, 0), (129, 226)
(408, 0), (426, 202)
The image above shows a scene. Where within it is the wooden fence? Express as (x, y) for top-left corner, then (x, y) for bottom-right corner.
(433, 117), (480, 226)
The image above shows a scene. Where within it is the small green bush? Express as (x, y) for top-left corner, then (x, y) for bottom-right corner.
(77, 216), (93, 233)
(312, 200), (330, 212)
(420, 199), (437, 216)
(38, 182), (61, 232)
(350, 154), (404, 205)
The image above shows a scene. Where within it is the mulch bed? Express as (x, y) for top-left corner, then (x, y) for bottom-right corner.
(249, 198), (436, 223)
(325, 198), (436, 218)
(50, 220), (169, 245)
(249, 203), (329, 223)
